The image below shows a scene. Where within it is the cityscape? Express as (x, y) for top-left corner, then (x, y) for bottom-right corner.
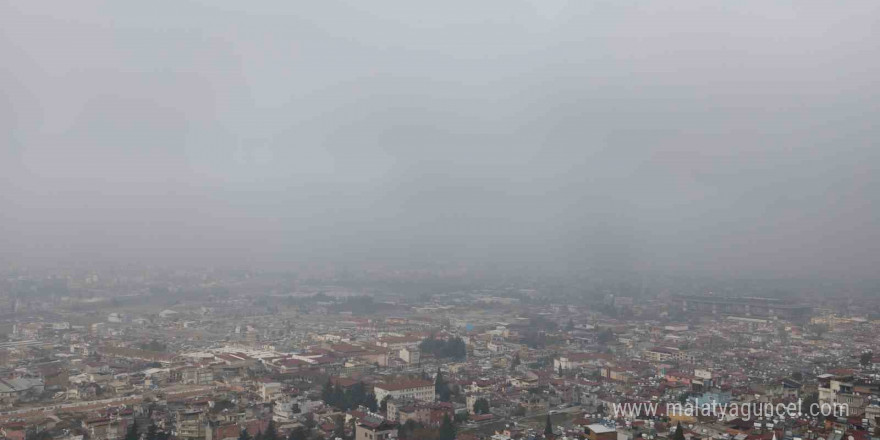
(2, 1), (879, 440)
(1, 267), (879, 440)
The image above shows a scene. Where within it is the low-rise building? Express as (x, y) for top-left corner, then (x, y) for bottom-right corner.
(374, 379), (434, 403)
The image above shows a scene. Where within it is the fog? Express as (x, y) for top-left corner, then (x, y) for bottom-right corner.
(2, 1), (879, 279)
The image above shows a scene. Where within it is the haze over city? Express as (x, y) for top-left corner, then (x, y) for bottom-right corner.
(4, 3), (880, 440)
(3, 0), (879, 279)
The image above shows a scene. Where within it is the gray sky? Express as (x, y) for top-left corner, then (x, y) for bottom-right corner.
(2, 0), (879, 279)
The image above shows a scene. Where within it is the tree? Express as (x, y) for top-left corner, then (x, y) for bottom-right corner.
(802, 391), (819, 414)
(808, 323), (829, 338)
(287, 427), (307, 440)
(349, 382), (367, 410)
(473, 397), (490, 415)
(672, 422), (686, 440)
(145, 424), (158, 440)
(125, 420), (139, 440)
(331, 383), (345, 409)
(420, 335), (467, 360)
(139, 340), (167, 352)
(26, 431), (53, 440)
(597, 328), (614, 344)
(510, 353), (521, 371)
(322, 377), (333, 402)
(678, 392), (691, 404)
(304, 414), (316, 437)
(239, 429), (251, 440)
(860, 351), (873, 366)
(435, 368), (451, 402)
(323, 378), (377, 411)
(365, 393), (379, 412)
(397, 420), (424, 440)
(332, 415), (346, 440)
(264, 420), (278, 440)
(544, 414), (553, 438)
(438, 415), (456, 440)
(380, 396), (391, 413)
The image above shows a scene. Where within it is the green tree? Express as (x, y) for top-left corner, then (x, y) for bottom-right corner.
(678, 392), (691, 404)
(304, 414), (316, 436)
(473, 397), (490, 415)
(808, 323), (829, 338)
(544, 414), (553, 438)
(397, 420), (423, 440)
(802, 391), (819, 413)
(332, 415), (345, 440)
(287, 427), (307, 440)
(438, 415), (456, 440)
(597, 328), (614, 344)
(860, 351), (873, 366)
(26, 431), (53, 440)
(238, 429), (251, 440)
(672, 422), (686, 440)
(321, 377), (334, 404)
(331, 383), (345, 409)
(145, 424), (158, 440)
(139, 340), (167, 352)
(420, 335), (467, 360)
(435, 368), (451, 402)
(125, 420), (139, 440)
(264, 420), (278, 440)
(365, 393), (378, 412)
(348, 417), (356, 440)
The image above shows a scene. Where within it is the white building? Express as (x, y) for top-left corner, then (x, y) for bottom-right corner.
(374, 380), (434, 403)
(400, 347), (420, 365)
(260, 382), (282, 401)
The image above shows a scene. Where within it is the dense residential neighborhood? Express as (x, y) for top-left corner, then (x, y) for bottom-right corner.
(3, 0), (880, 439)
(1, 268), (879, 440)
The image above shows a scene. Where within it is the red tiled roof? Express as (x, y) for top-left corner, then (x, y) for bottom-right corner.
(375, 379), (433, 391)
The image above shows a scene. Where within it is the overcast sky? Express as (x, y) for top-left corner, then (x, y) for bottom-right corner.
(2, 0), (879, 279)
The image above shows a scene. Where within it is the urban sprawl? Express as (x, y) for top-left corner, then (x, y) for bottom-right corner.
(2, 268), (879, 440)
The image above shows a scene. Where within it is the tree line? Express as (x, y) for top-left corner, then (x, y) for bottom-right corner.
(321, 378), (379, 411)
(419, 335), (466, 360)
